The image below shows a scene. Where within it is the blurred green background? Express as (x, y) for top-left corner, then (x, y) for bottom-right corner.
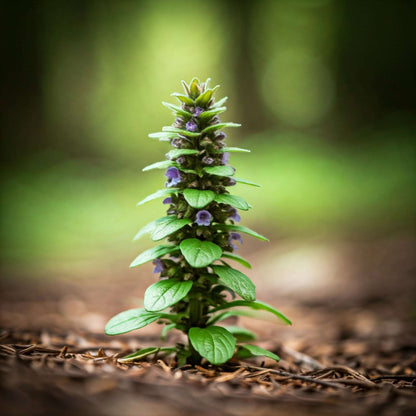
(1, 0), (415, 278)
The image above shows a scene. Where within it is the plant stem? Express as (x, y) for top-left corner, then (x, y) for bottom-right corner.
(187, 297), (202, 365)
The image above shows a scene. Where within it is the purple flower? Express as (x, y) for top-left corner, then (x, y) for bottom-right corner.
(229, 233), (243, 250)
(202, 156), (214, 166)
(176, 156), (186, 165)
(152, 259), (164, 274)
(165, 167), (181, 187)
(216, 132), (227, 141)
(195, 210), (212, 226)
(194, 107), (203, 117)
(228, 207), (241, 222)
(226, 178), (236, 186)
(221, 152), (230, 165)
(186, 120), (198, 132)
(163, 197), (172, 205)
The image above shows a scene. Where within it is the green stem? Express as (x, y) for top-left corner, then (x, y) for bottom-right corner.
(187, 297), (202, 365)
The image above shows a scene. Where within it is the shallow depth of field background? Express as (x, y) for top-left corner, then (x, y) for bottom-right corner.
(1, 0), (415, 291)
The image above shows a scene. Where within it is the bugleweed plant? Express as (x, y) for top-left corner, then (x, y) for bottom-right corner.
(105, 78), (291, 366)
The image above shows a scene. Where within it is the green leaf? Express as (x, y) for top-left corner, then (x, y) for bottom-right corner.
(137, 189), (177, 206)
(201, 122), (241, 135)
(188, 326), (236, 365)
(162, 101), (192, 118)
(130, 245), (179, 268)
(207, 310), (255, 325)
(160, 323), (177, 341)
(118, 347), (160, 362)
(183, 189), (216, 208)
(142, 160), (174, 171)
(167, 149), (199, 159)
(162, 126), (200, 138)
(220, 147), (251, 153)
(212, 96), (228, 108)
(214, 193), (251, 210)
(105, 308), (160, 335)
(216, 224), (269, 242)
(210, 300), (292, 325)
(221, 252), (252, 269)
(198, 107), (226, 122)
(211, 265), (256, 301)
(171, 92), (194, 105)
(195, 86), (219, 107)
(148, 132), (174, 141)
(233, 178), (261, 187)
(237, 345), (280, 362)
(189, 78), (200, 98)
(180, 239), (222, 268)
(204, 166), (235, 177)
(225, 326), (257, 342)
(133, 219), (157, 241)
(151, 216), (191, 241)
(144, 279), (193, 312)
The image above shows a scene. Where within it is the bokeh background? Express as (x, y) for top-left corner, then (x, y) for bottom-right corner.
(1, 0), (415, 313)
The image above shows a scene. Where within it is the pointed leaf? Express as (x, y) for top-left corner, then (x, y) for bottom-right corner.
(238, 345), (280, 362)
(151, 217), (191, 241)
(162, 126), (200, 138)
(133, 219), (157, 241)
(214, 194), (251, 210)
(233, 178), (261, 187)
(118, 347), (160, 362)
(137, 189), (177, 206)
(183, 189), (216, 208)
(211, 265), (256, 301)
(201, 122), (241, 135)
(180, 238), (222, 268)
(195, 85), (219, 107)
(220, 147), (251, 153)
(162, 101), (192, 118)
(221, 252), (252, 268)
(130, 245), (179, 268)
(142, 160), (174, 171)
(198, 107), (226, 122)
(204, 166), (235, 177)
(212, 96), (228, 108)
(216, 224), (268, 242)
(144, 279), (193, 312)
(105, 308), (160, 335)
(210, 300), (292, 325)
(171, 92), (194, 105)
(189, 326), (236, 365)
(207, 310), (255, 325)
(167, 149), (199, 159)
(225, 326), (257, 342)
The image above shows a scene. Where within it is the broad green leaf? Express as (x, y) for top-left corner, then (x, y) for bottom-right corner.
(162, 126), (200, 138)
(233, 178), (261, 187)
(237, 345), (280, 362)
(189, 78), (200, 98)
(167, 149), (199, 159)
(204, 166), (235, 177)
(212, 96), (228, 108)
(225, 326), (257, 342)
(137, 189), (177, 206)
(183, 189), (215, 208)
(214, 194), (251, 210)
(198, 107), (226, 122)
(171, 92), (194, 105)
(148, 132), (174, 141)
(151, 216), (191, 241)
(201, 122), (241, 135)
(144, 279), (193, 312)
(130, 245), (179, 268)
(211, 265), (256, 301)
(210, 300), (292, 325)
(133, 219), (157, 241)
(195, 85), (219, 106)
(216, 224), (269, 242)
(180, 239), (222, 268)
(189, 326), (236, 365)
(105, 308), (160, 335)
(221, 252), (252, 269)
(219, 147), (251, 153)
(162, 101), (192, 118)
(142, 160), (174, 171)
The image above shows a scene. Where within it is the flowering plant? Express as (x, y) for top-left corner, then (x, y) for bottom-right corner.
(105, 78), (291, 366)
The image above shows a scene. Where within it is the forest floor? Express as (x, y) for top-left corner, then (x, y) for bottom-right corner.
(1, 235), (415, 416)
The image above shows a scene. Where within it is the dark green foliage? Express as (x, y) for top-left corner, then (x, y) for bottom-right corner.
(105, 78), (291, 365)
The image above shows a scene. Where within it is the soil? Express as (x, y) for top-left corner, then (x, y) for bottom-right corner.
(1, 236), (415, 416)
